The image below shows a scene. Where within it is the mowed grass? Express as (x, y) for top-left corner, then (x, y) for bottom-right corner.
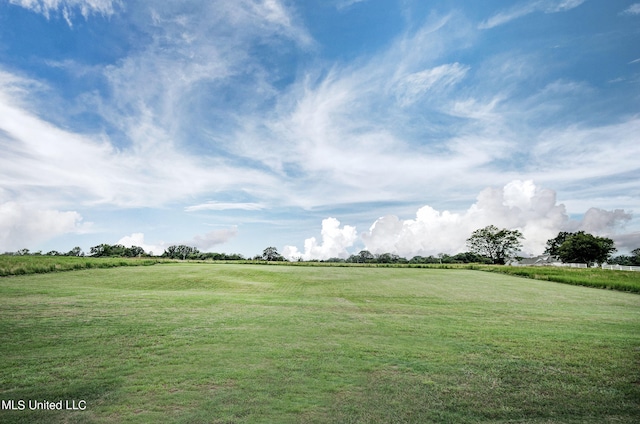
(0, 264), (638, 423)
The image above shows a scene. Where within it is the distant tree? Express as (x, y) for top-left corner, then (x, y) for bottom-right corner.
(375, 253), (402, 264)
(90, 243), (125, 257)
(262, 247), (284, 261)
(556, 232), (616, 266)
(451, 251), (493, 264)
(17, 248), (30, 256)
(125, 246), (145, 257)
(609, 254), (635, 266)
(90, 244), (107, 257)
(46, 250), (62, 256)
(174, 245), (198, 260)
(466, 225), (524, 265)
(632, 248), (640, 266)
(325, 257), (346, 263)
(67, 246), (84, 257)
(357, 250), (374, 263)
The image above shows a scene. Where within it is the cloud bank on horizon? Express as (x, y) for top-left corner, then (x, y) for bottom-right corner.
(283, 180), (633, 261)
(0, 0), (639, 256)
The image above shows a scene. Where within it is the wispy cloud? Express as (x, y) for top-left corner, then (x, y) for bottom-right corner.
(479, 0), (586, 29)
(396, 63), (470, 106)
(622, 3), (640, 15)
(9, 0), (121, 26)
(335, 0), (368, 11)
(185, 202), (265, 212)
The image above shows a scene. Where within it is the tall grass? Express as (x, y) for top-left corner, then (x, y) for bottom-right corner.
(472, 265), (640, 293)
(0, 255), (170, 277)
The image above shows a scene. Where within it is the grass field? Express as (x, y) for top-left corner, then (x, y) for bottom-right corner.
(1, 263), (639, 423)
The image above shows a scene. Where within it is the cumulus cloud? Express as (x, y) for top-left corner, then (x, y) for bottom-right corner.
(611, 232), (640, 254)
(360, 180), (634, 258)
(0, 201), (88, 252)
(283, 217), (357, 260)
(116, 233), (165, 256)
(362, 180), (568, 257)
(574, 208), (632, 234)
(283, 181), (636, 260)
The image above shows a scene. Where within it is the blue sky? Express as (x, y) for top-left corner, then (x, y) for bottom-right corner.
(1, 0), (639, 258)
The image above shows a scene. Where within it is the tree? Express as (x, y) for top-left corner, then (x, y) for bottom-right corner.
(67, 246), (84, 257)
(466, 225), (524, 265)
(544, 231), (574, 256)
(555, 232), (616, 266)
(161, 245), (198, 260)
(125, 246), (145, 257)
(262, 246), (284, 261)
(358, 250), (374, 263)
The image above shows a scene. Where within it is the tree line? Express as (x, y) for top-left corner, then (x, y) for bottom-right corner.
(3, 226), (639, 266)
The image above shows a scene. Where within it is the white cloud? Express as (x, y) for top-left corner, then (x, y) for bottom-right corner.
(285, 181), (637, 261)
(575, 208), (632, 234)
(361, 180), (632, 258)
(612, 232), (640, 254)
(117, 227), (238, 255)
(480, 0), (586, 29)
(283, 217), (357, 260)
(9, 0), (121, 26)
(335, 0), (368, 11)
(0, 67), (279, 209)
(396, 63), (469, 106)
(116, 233), (164, 256)
(623, 3), (640, 15)
(0, 201), (88, 252)
(185, 202), (265, 212)
(187, 227), (239, 250)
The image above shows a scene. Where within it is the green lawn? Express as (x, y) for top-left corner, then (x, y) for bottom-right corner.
(1, 264), (638, 423)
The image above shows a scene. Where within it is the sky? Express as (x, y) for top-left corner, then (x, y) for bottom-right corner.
(0, 0), (639, 259)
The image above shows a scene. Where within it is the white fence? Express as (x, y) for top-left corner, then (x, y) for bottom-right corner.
(601, 264), (640, 272)
(554, 262), (587, 268)
(511, 262), (587, 268)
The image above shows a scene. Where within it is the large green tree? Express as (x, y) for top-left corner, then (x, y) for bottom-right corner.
(554, 232), (616, 266)
(466, 225), (524, 265)
(544, 231), (574, 256)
